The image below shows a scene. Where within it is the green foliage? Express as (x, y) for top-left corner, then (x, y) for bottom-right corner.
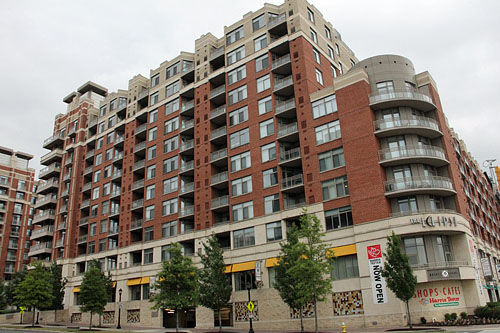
(475, 305), (500, 319)
(460, 311), (467, 319)
(444, 313), (451, 321)
(450, 312), (458, 321)
(420, 316), (427, 324)
(14, 262), (54, 325)
(5, 269), (26, 307)
(150, 243), (199, 331)
(80, 263), (108, 322)
(199, 235), (232, 328)
(0, 281), (7, 310)
(44, 262), (66, 311)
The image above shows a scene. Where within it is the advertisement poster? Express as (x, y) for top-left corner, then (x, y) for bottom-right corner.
(367, 244), (388, 304)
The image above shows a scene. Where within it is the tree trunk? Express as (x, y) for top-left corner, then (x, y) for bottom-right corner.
(314, 300), (319, 333)
(90, 312), (93, 330)
(406, 300), (413, 329)
(218, 309), (222, 332)
(176, 309), (179, 333)
(99, 314), (101, 327)
(32, 308), (35, 327)
(54, 309), (57, 324)
(299, 307), (304, 333)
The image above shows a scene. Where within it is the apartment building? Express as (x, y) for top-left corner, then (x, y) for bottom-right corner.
(34, 0), (500, 329)
(0, 147), (37, 279)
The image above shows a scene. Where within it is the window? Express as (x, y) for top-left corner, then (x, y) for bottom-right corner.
(266, 222), (282, 242)
(226, 26), (244, 45)
(376, 81), (395, 97)
(313, 49), (320, 63)
(145, 205), (155, 221)
(166, 62), (180, 79)
(332, 255), (359, 280)
(232, 201), (254, 222)
(151, 74), (160, 87)
(256, 75), (271, 93)
(312, 94), (337, 119)
(228, 65), (246, 85)
(398, 196), (418, 213)
(165, 98), (179, 116)
(89, 223), (97, 236)
(327, 46), (335, 60)
(147, 145), (157, 160)
(95, 153), (102, 166)
(163, 176), (178, 194)
(106, 132), (114, 144)
(150, 92), (159, 105)
(255, 54), (269, 72)
(325, 206), (353, 230)
(259, 118), (274, 138)
(88, 241), (95, 254)
(263, 168), (278, 188)
(258, 96), (272, 115)
(230, 151), (251, 172)
(105, 148), (113, 161)
(148, 127), (157, 141)
(335, 43), (340, 56)
(146, 184), (155, 200)
(163, 156), (178, 174)
(331, 65), (337, 78)
(254, 34), (267, 52)
(234, 271), (256, 291)
(96, 138), (104, 149)
(107, 116), (116, 128)
(264, 194), (280, 214)
(161, 245), (172, 261)
(310, 28), (318, 43)
(307, 8), (315, 22)
(429, 195), (444, 211)
(164, 117), (179, 134)
(231, 176), (252, 196)
(162, 221), (177, 238)
(230, 128), (250, 149)
(229, 106), (248, 126)
(233, 227), (255, 248)
(92, 187), (100, 200)
(102, 182), (111, 196)
(403, 236), (427, 265)
(144, 248), (153, 264)
(338, 62), (343, 75)
(350, 59), (356, 67)
(145, 227), (154, 242)
(149, 109), (158, 123)
(261, 142), (276, 162)
(228, 85), (247, 105)
(162, 198), (178, 216)
(130, 285), (141, 301)
(163, 136), (179, 154)
(227, 46), (245, 65)
(315, 120), (341, 144)
(98, 122), (105, 134)
(253, 14), (265, 31)
(325, 26), (331, 40)
(100, 220), (108, 233)
(147, 165), (156, 180)
(166, 81), (180, 98)
(99, 239), (106, 252)
(436, 235), (453, 262)
(99, 105), (106, 117)
(318, 147), (345, 171)
(315, 68), (323, 85)
(322, 176), (349, 200)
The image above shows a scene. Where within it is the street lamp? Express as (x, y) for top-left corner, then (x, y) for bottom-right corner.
(246, 282), (254, 333)
(117, 288), (123, 329)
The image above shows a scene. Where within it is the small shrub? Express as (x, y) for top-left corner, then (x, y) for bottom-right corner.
(420, 316), (427, 324)
(444, 313), (452, 321)
(475, 306), (488, 318)
(460, 312), (467, 319)
(450, 313), (458, 321)
(487, 301), (500, 308)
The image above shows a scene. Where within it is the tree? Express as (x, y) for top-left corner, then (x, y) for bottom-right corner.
(44, 262), (66, 312)
(14, 262), (54, 326)
(381, 232), (418, 329)
(0, 281), (7, 310)
(150, 243), (199, 333)
(274, 223), (308, 333)
(80, 261), (108, 330)
(199, 235), (232, 332)
(5, 269), (26, 308)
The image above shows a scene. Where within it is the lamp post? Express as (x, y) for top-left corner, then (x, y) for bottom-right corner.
(246, 282), (254, 333)
(117, 288), (123, 329)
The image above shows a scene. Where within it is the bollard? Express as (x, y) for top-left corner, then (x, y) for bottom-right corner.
(341, 322), (346, 333)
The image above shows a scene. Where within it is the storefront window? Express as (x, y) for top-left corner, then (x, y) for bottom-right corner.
(403, 236), (427, 266)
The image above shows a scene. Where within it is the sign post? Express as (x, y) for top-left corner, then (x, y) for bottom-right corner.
(246, 283), (254, 333)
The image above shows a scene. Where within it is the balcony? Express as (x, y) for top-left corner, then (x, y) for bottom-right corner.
(369, 89), (436, 112)
(138, 88), (149, 101)
(33, 210), (56, 224)
(55, 238), (65, 248)
(115, 135), (124, 147)
(132, 179), (144, 192)
(211, 195), (229, 211)
(209, 46), (225, 69)
(31, 226), (54, 240)
(62, 172), (71, 182)
(275, 98), (296, 118)
(57, 221), (67, 231)
(210, 148), (227, 166)
(268, 12), (287, 31)
(179, 205), (195, 218)
(112, 169), (122, 181)
(279, 147), (302, 167)
(384, 176), (456, 198)
(83, 166), (93, 176)
(28, 242), (53, 256)
(88, 117), (98, 129)
(211, 171), (228, 188)
(81, 199), (90, 209)
(113, 152), (123, 164)
(271, 54), (291, 75)
(132, 199), (144, 211)
(210, 126), (227, 144)
(61, 188), (69, 198)
(110, 207), (120, 217)
(130, 219), (143, 231)
(374, 116), (442, 139)
(180, 100), (195, 116)
(179, 182), (195, 195)
(273, 75), (294, 96)
(133, 159), (145, 171)
(35, 195), (57, 209)
(179, 160), (194, 175)
(180, 118), (194, 135)
(210, 86), (226, 105)
(110, 190), (121, 200)
(180, 139), (194, 154)
(43, 134), (64, 150)
(77, 235), (88, 244)
(85, 149), (95, 160)
(39, 163), (61, 180)
(378, 145), (448, 167)
(277, 122), (299, 142)
(281, 174), (304, 193)
(136, 123), (147, 137)
(108, 227), (119, 236)
(210, 46), (225, 61)
(79, 217), (89, 226)
(82, 182), (91, 194)
(64, 157), (73, 167)
(134, 141), (147, 154)
(40, 149), (63, 166)
(210, 106), (226, 125)
(59, 204), (68, 214)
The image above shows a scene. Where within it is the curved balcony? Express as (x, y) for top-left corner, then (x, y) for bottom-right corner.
(384, 176), (455, 198)
(378, 145), (448, 167)
(33, 210), (56, 224)
(369, 89), (436, 112)
(374, 116), (442, 138)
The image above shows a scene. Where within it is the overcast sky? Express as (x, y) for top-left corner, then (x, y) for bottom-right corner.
(1, 0), (499, 178)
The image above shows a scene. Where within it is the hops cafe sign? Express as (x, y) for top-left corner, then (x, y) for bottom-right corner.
(413, 285), (461, 308)
(367, 245), (388, 304)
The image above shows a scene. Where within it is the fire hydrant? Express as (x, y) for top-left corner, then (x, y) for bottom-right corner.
(341, 322), (346, 333)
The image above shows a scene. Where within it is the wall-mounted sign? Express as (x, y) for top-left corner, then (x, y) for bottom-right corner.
(410, 216), (457, 228)
(413, 285), (461, 308)
(427, 268), (460, 281)
(469, 239), (483, 295)
(366, 245), (388, 304)
(255, 261), (262, 282)
(481, 257), (492, 277)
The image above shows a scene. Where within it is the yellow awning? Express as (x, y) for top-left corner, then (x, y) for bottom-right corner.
(141, 277), (150, 285)
(225, 265), (232, 273)
(72, 286), (80, 293)
(127, 278), (142, 286)
(327, 244), (357, 258)
(231, 261), (255, 273)
(265, 258), (279, 268)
